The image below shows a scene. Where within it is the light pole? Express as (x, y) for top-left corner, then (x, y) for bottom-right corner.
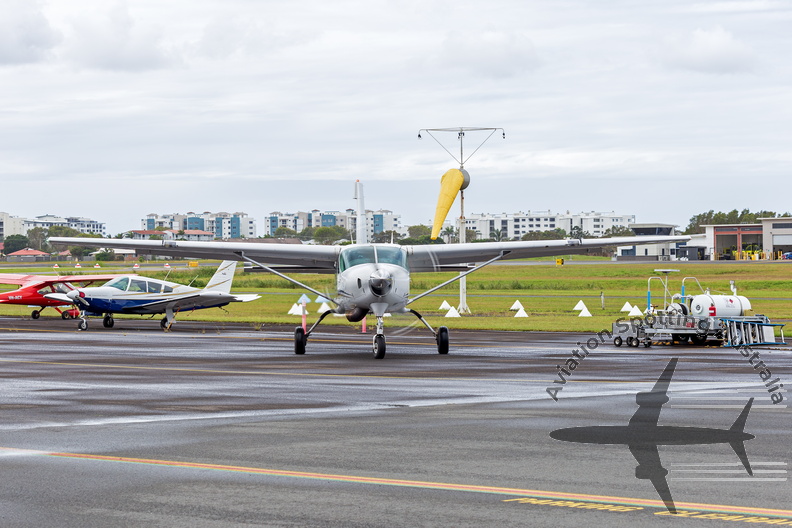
(418, 127), (505, 313)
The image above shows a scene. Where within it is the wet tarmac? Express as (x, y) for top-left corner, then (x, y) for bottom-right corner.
(0, 316), (789, 526)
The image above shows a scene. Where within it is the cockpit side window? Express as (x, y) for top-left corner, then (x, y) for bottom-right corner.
(147, 281), (162, 293)
(129, 279), (147, 292)
(105, 277), (129, 291)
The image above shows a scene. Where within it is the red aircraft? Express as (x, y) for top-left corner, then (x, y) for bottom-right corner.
(0, 273), (118, 319)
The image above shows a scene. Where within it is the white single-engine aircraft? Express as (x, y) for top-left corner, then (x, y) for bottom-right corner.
(50, 184), (688, 358)
(50, 238), (688, 357)
(46, 261), (259, 331)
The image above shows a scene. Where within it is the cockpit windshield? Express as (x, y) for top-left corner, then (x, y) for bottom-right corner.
(104, 277), (129, 291)
(338, 245), (407, 272)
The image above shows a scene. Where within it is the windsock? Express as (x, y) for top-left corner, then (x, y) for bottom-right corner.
(430, 168), (470, 240)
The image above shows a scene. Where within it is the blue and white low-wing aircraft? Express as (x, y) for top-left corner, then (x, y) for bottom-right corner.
(45, 261), (259, 331)
(50, 234), (688, 357)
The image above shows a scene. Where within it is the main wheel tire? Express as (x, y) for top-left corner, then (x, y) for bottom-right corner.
(644, 339), (652, 348)
(78, 320), (87, 331)
(161, 317), (169, 330)
(613, 336), (623, 347)
(31, 310), (40, 320)
(61, 311), (70, 320)
(294, 327), (306, 355)
(436, 326), (449, 354)
(103, 316), (114, 328)
(627, 336), (640, 347)
(373, 334), (386, 359)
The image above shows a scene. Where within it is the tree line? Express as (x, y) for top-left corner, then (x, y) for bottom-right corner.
(683, 209), (790, 234)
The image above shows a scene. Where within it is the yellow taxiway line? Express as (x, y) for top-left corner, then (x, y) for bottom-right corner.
(2, 447), (791, 522)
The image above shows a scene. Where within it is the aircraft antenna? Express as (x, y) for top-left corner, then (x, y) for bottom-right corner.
(418, 126), (505, 313)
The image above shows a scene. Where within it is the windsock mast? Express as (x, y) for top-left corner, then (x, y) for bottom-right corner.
(418, 127), (505, 313)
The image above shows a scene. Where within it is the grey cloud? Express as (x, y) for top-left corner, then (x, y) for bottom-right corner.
(0, 1), (61, 65)
(62, 2), (175, 71)
(659, 26), (756, 73)
(430, 29), (540, 78)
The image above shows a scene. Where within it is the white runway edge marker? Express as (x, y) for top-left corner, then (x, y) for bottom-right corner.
(628, 305), (644, 316)
(578, 306), (592, 317)
(573, 300), (586, 311)
(439, 300), (452, 311)
(445, 306), (461, 318)
(514, 307), (528, 318)
(620, 301), (632, 312)
(510, 300), (524, 311)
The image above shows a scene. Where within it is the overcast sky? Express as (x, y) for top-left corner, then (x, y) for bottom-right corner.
(1, 0), (791, 235)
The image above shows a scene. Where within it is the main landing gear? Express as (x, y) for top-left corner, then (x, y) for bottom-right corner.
(294, 308), (450, 360)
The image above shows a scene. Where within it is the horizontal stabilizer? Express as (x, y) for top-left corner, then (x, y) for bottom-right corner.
(232, 294), (261, 302)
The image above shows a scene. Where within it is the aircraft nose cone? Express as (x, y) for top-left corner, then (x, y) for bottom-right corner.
(369, 269), (393, 297)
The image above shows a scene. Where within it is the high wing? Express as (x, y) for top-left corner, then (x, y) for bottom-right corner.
(48, 235), (689, 272)
(49, 238), (340, 270)
(118, 291), (260, 314)
(0, 273), (119, 287)
(406, 236), (689, 271)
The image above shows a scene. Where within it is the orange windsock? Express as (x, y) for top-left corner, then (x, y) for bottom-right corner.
(430, 168), (470, 240)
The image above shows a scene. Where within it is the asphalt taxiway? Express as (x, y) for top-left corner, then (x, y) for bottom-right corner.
(0, 317), (789, 526)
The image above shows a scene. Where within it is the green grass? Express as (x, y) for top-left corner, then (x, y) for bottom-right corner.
(2, 260), (791, 332)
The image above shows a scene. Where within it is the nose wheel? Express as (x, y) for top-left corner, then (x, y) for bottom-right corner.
(373, 334), (386, 359)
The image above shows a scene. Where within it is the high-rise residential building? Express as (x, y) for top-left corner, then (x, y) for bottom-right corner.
(265, 209), (403, 240)
(0, 212), (26, 239)
(142, 212), (256, 239)
(19, 214), (107, 236)
(460, 211), (635, 240)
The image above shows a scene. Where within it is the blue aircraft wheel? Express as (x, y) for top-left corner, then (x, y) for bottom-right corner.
(437, 326), (449, 354)
(294, 327), (306, 355)
(373, 334), (386, 359)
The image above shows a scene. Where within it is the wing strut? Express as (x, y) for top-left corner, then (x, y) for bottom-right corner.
(236, 253), (338, 306)
(407, 251), (509, 305)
